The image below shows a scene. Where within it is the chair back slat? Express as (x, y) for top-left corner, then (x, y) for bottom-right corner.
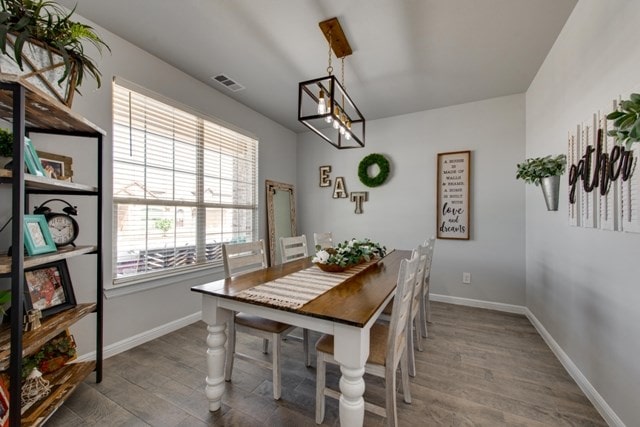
(280, 235), (309, 263)
(387, 251), (420, 367)
(313, 232), (333, 250)
(223, 240), (268, 278)
(411, 245), (429, 318)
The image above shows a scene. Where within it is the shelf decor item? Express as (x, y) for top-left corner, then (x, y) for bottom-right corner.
(516, 154), (567, 211)
(0, 0), (110, 106)
(23, 214), (57, 255)
(23, 137), (46, 176)
(36, 150), (73, 181)
(20, 368), (50, 415)
(24, 260), (76, 317)
(312, 238), (386, 272)
(33, 198), (79, 247)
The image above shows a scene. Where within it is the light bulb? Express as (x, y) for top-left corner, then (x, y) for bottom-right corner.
(345, 120), (352, 140)
(332, 106), (340, 129)
(325, 115), (333, 124)
(339, 124), (345, 135)
(317, 89), (326, 114)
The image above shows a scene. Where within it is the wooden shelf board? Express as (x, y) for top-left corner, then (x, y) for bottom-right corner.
(20, 361), (96, 426)
(0, 169), (97, 192)
(0, 74), (105, 135)
(0, 245), (98, 275)
(0, 303), (96, 370)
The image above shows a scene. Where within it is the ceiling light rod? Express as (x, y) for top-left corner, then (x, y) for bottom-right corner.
(298, 17), (365, 149)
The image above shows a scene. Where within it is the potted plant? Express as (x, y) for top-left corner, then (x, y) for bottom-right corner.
(516, 154), (567, 211)
(607, 93), (640, 149)
(0, 290), (10, 323)
(0, 0), (110, 106)
(0, 128), (12, 168)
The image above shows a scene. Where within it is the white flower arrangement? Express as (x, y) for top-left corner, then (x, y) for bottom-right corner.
(312, 238), (386, 268)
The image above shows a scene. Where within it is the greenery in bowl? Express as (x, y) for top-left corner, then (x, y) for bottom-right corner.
(0, 0), (110, 91)
(607, 93), (640, 149)
(516, 154), (567, 186)
(312, 238), (386, 269)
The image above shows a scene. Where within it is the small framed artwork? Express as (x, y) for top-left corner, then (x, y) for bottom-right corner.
(24, 260), (76, 317)
(37, 150), (73, 181)
(23, 137), (46, 177)
(23, 214), (57, 256)
(437, 150), (471, 240)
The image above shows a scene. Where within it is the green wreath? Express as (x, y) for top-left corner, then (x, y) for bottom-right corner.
(358, 153), (390, 187)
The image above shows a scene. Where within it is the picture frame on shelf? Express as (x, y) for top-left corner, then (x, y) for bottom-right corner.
(23, 215), (57, 256)
(24, 260), (76, 318)
(37, 150), (73, 181)
(23, 137), (46, 177)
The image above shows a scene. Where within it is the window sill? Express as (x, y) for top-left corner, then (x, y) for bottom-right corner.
(105, 264), (225, 298)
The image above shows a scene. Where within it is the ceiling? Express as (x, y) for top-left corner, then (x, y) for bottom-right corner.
(59, 0), (577, 133)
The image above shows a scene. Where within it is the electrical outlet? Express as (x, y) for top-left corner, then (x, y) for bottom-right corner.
(462, 272), (471, 284)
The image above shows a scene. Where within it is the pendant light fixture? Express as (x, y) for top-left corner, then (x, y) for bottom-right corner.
(298, 17), (365, 149)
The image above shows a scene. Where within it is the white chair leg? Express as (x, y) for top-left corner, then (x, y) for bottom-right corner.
(400, 351), (412, 404)
(385, 364), (398, 427)
(315, 352), (326, 424)
(272, 332), (281, 400)
(420, 285), (428, 338)
(426, 280), (432, 323)
(262, 338), (269, 354)
(303, 328), (311, 367)
(407, 320), (416, 377)
(224, 313), (236, 382)
(415, 316), (424, 352)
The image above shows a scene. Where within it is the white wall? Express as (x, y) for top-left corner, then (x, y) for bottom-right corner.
(0, 17), (297, 354)
(297, 94), (526, 305)
(526, 1), (640, 424)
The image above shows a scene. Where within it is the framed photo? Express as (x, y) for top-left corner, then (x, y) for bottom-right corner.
(24, 260), (76, 317)
(437, 150), (471, 240)
(0, 375), (8, 427)
(37, 150), (73, 181)
(23, 137), (46, 177)
(23, 214), (57, 256)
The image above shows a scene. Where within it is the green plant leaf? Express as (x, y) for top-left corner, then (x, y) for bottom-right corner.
(607, 110), (624, 120)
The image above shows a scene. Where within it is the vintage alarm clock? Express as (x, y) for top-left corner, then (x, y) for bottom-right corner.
(33, 199), (79, 247)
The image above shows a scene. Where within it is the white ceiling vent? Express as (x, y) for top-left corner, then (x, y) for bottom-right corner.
(211, 74), (245, 92)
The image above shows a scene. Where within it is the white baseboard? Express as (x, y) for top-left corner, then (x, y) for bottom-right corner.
(524, 308), (624, 427)
(76, 311), (202, 362)
(430, 293), (527, 314)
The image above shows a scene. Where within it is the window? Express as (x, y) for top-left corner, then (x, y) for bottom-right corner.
(112, 82), (258, 284)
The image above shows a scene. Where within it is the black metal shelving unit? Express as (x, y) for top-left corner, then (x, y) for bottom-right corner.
(0, 76), (104, 427)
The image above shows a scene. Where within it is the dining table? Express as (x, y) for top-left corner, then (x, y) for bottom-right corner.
(191, 249), (411, 427)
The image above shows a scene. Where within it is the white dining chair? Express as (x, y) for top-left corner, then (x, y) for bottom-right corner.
(315, 250), (419, 427)
(378, 243), (429, 377)
(277, 235), (312, 365)
(420, 236), (436, 338)
(279, 235), (309, 263)
(313, 232), (333, 250)
(222, 240), (309, 400)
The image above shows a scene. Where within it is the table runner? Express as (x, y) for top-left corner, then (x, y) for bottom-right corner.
(235, 257), (382, 309)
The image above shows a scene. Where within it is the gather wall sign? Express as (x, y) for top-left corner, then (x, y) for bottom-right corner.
(567, 106), (640, 232)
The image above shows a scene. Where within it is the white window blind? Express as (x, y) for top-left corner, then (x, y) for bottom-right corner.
(112, 82), (258, 283)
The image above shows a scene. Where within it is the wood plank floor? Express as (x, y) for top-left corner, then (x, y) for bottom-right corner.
(47, 302), (606, 426)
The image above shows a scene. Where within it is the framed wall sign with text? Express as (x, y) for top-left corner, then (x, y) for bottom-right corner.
(437, 150), (471, 240)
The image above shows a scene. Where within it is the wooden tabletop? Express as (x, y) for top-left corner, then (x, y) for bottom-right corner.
(192, 249), (411, 328)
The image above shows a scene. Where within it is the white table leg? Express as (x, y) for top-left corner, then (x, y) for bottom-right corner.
(202, 296), (231, 411)
(333, 323), (369, 427)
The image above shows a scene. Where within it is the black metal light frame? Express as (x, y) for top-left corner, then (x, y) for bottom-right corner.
(298, 74), (365, 149)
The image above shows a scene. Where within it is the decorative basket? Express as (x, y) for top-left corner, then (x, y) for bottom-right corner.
(316, 262), (347, 273)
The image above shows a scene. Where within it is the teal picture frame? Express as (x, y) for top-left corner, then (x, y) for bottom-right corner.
(24, 137), (46, 176)
(23, 214), (57, 256)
